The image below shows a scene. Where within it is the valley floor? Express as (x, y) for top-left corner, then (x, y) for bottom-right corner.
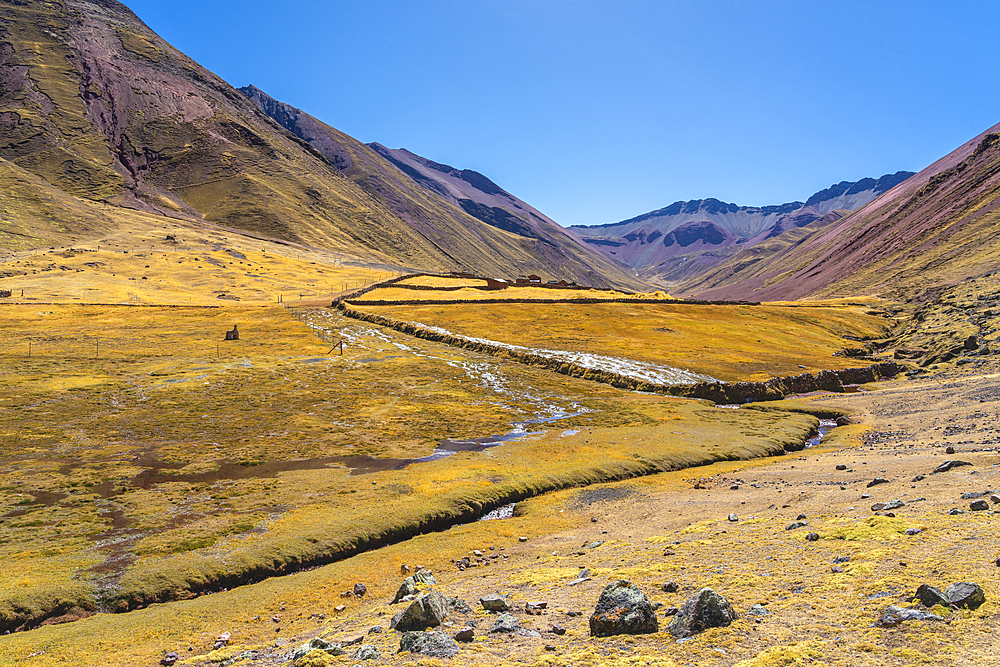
(5, 361), (999, 667)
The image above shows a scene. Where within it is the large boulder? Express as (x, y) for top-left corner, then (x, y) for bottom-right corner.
(913, 584), (949, 607)
(392, 570), (438, 603)
(480, 594), (509, 612)
(875, 605), (944, 627)
(589, 580), (658, 637)
(488, 613), (520, 634)
(946, 582), (986, 610)
(668, 588), (738, 638)
(398, 631), (460, 658)
(390, 590), (448, 632)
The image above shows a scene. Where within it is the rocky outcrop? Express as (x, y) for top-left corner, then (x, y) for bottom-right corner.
(589, 580), (658, 637)
(667, 588), (738, 637)
(390, 591), (449, 632)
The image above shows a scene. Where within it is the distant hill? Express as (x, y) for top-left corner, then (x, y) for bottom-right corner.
(0, 0), (642, 289)
(677, 124), (1000, 301)
(570, 172), (914, 285)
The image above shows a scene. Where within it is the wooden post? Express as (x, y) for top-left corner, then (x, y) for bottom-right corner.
(28, 341), (31, 358)
(96, 339), (99, 358)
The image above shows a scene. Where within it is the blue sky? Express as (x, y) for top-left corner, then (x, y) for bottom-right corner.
(125, 0), (1000, 226)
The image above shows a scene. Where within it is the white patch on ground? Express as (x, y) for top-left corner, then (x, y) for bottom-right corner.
(412, 323), (717, 386)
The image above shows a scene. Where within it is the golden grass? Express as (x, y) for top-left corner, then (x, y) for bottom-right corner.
(357, 285), (639, 302)
(356, 301), (890, 381)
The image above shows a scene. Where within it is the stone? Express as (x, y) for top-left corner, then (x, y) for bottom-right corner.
(479, 594), (509, 612)
(525, 601), (547, 615)
(545, 644), (557, 651)
(836, 416), (851, 426)
(291, 638), (345, 661)
(948, 508), (964, 515)
(398, 631), (460, 658)
(663, 606), (678, 616)
(224, 325), (239, 341)
(392, 571), (438, 603)
(353, 583), (367, 597)
(746, 604), (769, 616)
(945, 582), (986, 610)
(990, 494), (1000, 504)
(390, 591), (449, 632)
(867, 478), (891, 488)
(786, 521), (808, 530)
(912, 584), (949, 607)
(905, 528), (922, 536)
(946, 446), (956, 454)
(875, 605), (944, 627)
(661, 581), (679, 593)
(872, 499), (905, 512)
(518, 536), (528, 542)
(970, 499), (990, 511)
(667, 588), (738, 638)
(489, 613), (520, 634)
(367, 626), (383, 634)
(728, 514), (738, 522)
(160, 653), (179, 667)
(353, 644), (380, 661)
(589, 580), (658, 637)
(454, 626), (475, 642)
(550, 625), (566, 635)
(447, 596), (471, 613)
(213, 631), (231, 650)
(796, 514), (807, 520)
(932, 460), (973, 474)
(913, 474), (926, 482)
(805, 532), (820, 542)
(836, 464), (848, 471)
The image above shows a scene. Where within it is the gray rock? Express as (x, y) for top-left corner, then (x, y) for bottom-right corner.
(990, 494), (1000, 504)
(970, 499), (990, 511)
(292, 638), (345, 660)
(550, 625), (566, 635)
(728, 514), (738, 522)
(912, 474), (926, 482)
(913, 584), (949, 607)
(447, 596), (471, 613)
(805, 532), (820, 542)
(836, 464), (848, 471)
(875, 605), (944, 627)
(398, 631), (460, 658)
(867, 478), (891, 488)
(945, 582), (986, 609)
(948, 508), (964, 515)
(932, 460), (973, 474)
(489, 613), (520, 634)
(454, 626), (475, 642)
(480, 594), (509, 612)
(568, 568), (592, 586)
(353, 644), (380, 661)
(390, 591), (449, 632)
(905, 528), (922, 536)
(661, 581), (679, 593)
(746, 603), (769, 616)
(786, 521), (809, 530)
(667, 588), (738, 638)
(160, 653), (179, 667)
(392, 571), (438, 603)
(367, 626), (382, 634)
(353, 583), (367, 597)
(589, 580), (658, 637)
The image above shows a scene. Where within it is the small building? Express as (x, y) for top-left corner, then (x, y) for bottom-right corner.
(527, 274), (542, 284)
(485, 278), (509, 290)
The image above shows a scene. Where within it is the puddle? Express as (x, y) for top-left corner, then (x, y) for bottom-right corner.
(355, 355), (406, 364)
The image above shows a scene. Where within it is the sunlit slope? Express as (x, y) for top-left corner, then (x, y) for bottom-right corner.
(0, 0), (640, 287)
(680, 122), (1000, 301)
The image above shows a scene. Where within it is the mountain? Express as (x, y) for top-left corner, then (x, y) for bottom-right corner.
(569, 172), (914, 284)
(239, 86), (641, 289)
(0, 0), (642, 289)
(677, 124), (1000, 301)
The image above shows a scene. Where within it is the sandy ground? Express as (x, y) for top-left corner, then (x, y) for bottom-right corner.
(222, 361), (1000, 667)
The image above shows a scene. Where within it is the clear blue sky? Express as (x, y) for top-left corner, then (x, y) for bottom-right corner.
(124, 0), (1000, 226)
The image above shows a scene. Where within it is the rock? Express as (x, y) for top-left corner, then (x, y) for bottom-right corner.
(367, 626), (383, 634)
(728, 514), (738, 522)
(913, 474), (926, 482)
(518, 536), (528, 542)
(746, 604), (769, 616)
(836, 464), (848, 471)
(991, 494), (1000, 504)
(525, 601), (547, 615)
(213, 631), (231, 650)
(867, 478), (891, 488)
(390, 591), (449, 632)
(832, 566), (844, 573)
(912, 584), (949, 607)
(945, 582), (986, 609)
(970, 499), (990, 511)
(353, 644), (380, 661)
(805, 532), (820, 542)
(872, 499), (905, 512)
(392, 571), (438, 603)
(905, 528), (922, 536)
(946, 446), (956, 454)
(875, 605), (944, 627)
(550, 625), (566, 635)
(661, 581), (679, 593)
(663, 606), (678, 616)
(730, 485), (740, 490)
(796, 514), (807, 520)
(667, 588), (738, 638)
(353, 583), (367, 597)
(836, 416), (851, 426)
(589, 580), (658, 637)
(160, 652), (179, 666)
(545, 644), (557, 651)
(480, 594), (509, 612)
(454, 626), (475, 642)
(447, 596), (471, 613)
(786, 521), (808, 530)
(568, 568), (592, 586)
(399, 631), (460, 658)
(489, 613), (520, 634)
(933, 460), (973, 474)
(948, 508), (964, 515)
(292, 638), (345, 660)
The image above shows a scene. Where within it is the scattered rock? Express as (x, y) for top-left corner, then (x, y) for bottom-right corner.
(836, 464), (848, 471)
(905, 528), (922, 536)
(970, 499), (990, 511)
(663, 606), (678, 616)
(836, 416), (851, 426)
(875, 605), (944, 627)
(480, 594), (509, 612)
(213, 631), (231, 650)
(872, 499), (905, 512)
(786, 521), (808, 530)
(796, 514), (807, 520)
(160, 653), (179, 667)
(568, 569), (592, 586)
(933, 461), (972, 474)
(946, 446), (956, 454)
(545, 644), (557, 651)
(367, 626), (383, 635)
(727, 514), (738, 522)
(518, 536), (528, 542)
(447, 596), (471, 613)
(805, 532), (820, 542)
(398, 631), (460, 658)
(948, 508), (964, 515)
(945, 582), (986, 609)
(550, 625), (566, 635)
(912, 474), (926, 482)
(589, 580), (658, 637)
(353, 644), (380, 661)
(832, 566), (844, 573)
(390, 591), (449, 632)
(392, 571), (438, 603)
(454, 626), (475, 642)
(661, 581), (678, 593)
(867, 478), (891, 488)
(746, 604), (769, 616)
(489, 613), (520, 634)
(292, 638), (345, 661)
(913, 584), (949, 607)
(525, 601), (547, 615)
(667, 588), (738, 638)
(991, 494), (1000, 504)
(353, 583), (367, 598)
